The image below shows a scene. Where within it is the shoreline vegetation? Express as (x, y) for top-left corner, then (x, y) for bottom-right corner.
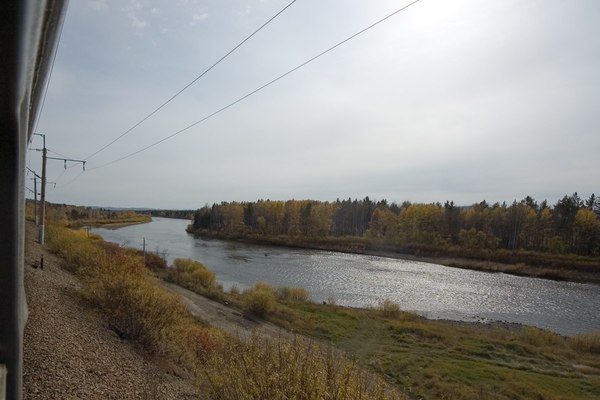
(187, 194), (600, 284)
(27, 202), (600, 398)
(68, 216), (151, 229)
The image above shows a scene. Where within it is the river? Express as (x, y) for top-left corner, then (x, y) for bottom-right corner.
(91, 217), (600, 336)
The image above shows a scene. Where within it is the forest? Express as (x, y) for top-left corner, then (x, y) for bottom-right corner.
(25, 200), (151, 227)
(190, 193), (600, 264)
(138, 209), (194, 219)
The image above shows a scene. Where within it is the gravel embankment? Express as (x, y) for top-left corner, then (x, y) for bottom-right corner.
(23, 221), (202, 400)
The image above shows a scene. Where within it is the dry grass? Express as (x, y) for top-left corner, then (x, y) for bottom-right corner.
(277, 286), (311, 304)
(46, 224), (222, 370)
(517, 325), (565, 348)
(571, 331), (600, 354)
(378, 299), (401, 319)
(202, 335), (404, 400)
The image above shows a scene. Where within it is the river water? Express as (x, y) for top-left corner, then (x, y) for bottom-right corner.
(91, 217), (600, 336)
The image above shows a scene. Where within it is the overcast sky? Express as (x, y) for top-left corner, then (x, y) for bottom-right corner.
(27, 0), (600, 209)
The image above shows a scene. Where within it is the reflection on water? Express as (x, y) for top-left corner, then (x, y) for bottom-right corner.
(92, 217), (600, 336)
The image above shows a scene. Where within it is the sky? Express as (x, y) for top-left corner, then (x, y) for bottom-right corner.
(27, 0), (600, 209)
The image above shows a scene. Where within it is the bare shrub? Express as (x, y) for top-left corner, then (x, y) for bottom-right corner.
(144, 251), (167, 269)
(229, 285), (240, 296)
(378, 299), (401, 318)
(327, 292), (337, 306)
(277, 286), (310, 303)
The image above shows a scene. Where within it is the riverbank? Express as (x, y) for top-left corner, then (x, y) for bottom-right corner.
(188, 228), (600, 284)
(67, 215), (152, 229)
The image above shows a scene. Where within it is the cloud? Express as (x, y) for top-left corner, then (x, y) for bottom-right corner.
(130, 14), (149, 29)
(151, 7), (160, 15)
(123, 0), (148, 31)
(192, 13), (209, 22)
(88, 0), (108, 12)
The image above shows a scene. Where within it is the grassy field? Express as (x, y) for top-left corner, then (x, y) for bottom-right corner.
(257, 297), (600, 399)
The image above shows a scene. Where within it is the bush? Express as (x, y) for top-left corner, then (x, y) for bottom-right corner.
(378, 299), (401, 319)
(144, 251), (167, 269)
(277, 286), (310, 303)
(229, 285), (240, 296)
(46, 224), (105, 274)
(173, 258), (216, 289)
(242, 283), (277, 316)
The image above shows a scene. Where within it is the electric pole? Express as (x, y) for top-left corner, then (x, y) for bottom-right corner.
(33, 133), (46, 244)
(40, 146), (47, 244)
(26, 167), (41, 225)
(33, 176), (37, 225)
(32, 133), (86, 245)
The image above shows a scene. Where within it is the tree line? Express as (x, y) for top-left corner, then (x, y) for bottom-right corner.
(139, 209), (194, 219)
(25, 200), (151, 226)
(191, 193), (600, 257)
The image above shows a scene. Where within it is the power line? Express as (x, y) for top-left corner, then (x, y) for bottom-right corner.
(50, 166), (68, 183)
(83, 0), (298, 161)
(32, 6), (68, 135)
(55, 170), (85, 188)
(48, 149), (73, 159)
(88, 0), (422, 171)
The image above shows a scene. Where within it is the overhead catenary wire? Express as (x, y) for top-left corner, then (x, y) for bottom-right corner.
(55, 170), (85, 188)
(50, 166), (68, 184)
(48, 148), (73, 159)
(88, 0), (422, 171)
(32, 5), (69, 134)
(22, 2), (82, 196)
(83, 0), (299, 161)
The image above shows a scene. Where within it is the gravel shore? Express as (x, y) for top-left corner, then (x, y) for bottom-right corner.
(23, 221), (202, 399)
